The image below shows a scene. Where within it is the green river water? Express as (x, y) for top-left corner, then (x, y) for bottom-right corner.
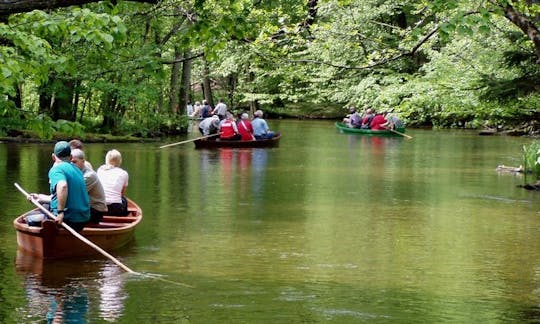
(0, 119), (539, 323)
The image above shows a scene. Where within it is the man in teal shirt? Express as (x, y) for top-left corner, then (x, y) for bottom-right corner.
(48, 141), (90, 231)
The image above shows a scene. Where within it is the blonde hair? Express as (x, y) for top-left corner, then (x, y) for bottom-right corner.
(105, 149), (122, 167)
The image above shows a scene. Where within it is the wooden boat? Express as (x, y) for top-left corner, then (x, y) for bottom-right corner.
(335, 122), (406, 137)
(13, 199), (142, 259)
(194, 133), (281, 149)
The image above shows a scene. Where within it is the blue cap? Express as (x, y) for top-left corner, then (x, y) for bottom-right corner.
(54, 141), (71, 158)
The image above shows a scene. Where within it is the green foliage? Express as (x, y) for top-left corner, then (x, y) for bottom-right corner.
(522, 141), (540, 180)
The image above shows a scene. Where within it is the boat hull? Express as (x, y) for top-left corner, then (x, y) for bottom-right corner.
(335, 122), (406, 137)
(194, 134), (281, 148)
(14, 199), (142, 259)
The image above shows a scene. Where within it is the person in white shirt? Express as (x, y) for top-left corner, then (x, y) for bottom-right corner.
(212, 98), (227, 120)
(97, 149), (129, 216)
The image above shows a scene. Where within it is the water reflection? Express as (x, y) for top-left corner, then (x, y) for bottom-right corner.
(16, 251), (127, 322)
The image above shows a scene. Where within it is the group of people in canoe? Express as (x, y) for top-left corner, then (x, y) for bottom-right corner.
(342, 107), (403, 130)
(198, 105), (276, 141)
(26, 140), (130, 231)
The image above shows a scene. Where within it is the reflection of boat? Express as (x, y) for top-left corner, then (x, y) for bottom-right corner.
(13, 199), (142, 259)
(335, 122), (406, 137)
(194, 134), (281, 149)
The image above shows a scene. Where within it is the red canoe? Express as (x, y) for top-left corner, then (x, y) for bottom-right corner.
(13, 199), (142, 259)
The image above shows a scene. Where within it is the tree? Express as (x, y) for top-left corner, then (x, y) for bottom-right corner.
(0, 0), (157, 17)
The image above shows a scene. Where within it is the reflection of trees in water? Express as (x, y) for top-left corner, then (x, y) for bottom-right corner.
(16, 252), (127, 323)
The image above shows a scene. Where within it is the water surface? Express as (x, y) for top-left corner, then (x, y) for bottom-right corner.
(0, 120), (539, 323)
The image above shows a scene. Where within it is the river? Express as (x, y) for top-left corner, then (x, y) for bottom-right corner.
(0, 120), (539, 323)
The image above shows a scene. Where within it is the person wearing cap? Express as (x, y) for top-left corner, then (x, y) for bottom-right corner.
(71, 148), (108, 224)
(198, 115), (220, 136)
(237, 112), (255, 141)
(381, 110), (403, 130)
(251, 110), (275, 140)
(48, 141), (91, 231)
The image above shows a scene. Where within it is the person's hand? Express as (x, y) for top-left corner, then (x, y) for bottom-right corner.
(28, 193), (39, 202)
(55, 211), (64, 225)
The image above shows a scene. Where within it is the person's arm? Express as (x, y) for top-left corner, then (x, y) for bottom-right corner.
(55, 180), (68, 224)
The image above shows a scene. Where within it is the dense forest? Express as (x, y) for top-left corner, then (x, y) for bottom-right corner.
(1, 0), (540, 138)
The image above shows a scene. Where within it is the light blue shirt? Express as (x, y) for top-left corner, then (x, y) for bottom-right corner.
(251, 118), (270, 136)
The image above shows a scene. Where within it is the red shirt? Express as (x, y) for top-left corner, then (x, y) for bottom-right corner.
(370, 114), (387, 130)
(237, 120), (255, 141)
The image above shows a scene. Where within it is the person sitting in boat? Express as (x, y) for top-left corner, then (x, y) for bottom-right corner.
(252, 110), (275, 140)
(71, 149), (108, 224)
(219, 113), (241, 140)
(381, 109), (403, 130)
(369, 110), (388, 131)
(97, 149), (130, 216)
(343, 107), (362, 128)
(238, 112), (255, 141)
(28, 141), (91, 231)
(198, 115), (220, 136)
(69, 139), (94, 170)
(360, 108), (374, 129)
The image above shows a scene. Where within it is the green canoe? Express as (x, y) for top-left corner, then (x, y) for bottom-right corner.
(335, 122), (406, 137)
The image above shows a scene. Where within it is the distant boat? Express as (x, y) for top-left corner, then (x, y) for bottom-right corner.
(13, 199), (142, 259)
(194, 133), (281, 149)
(335, 122), (406, 137)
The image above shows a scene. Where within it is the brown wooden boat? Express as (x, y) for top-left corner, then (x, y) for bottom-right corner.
(194, 133), (281, 149)
(13, 199), (142, 259)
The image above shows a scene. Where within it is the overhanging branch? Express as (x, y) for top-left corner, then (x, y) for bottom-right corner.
(0, 0), (159, 16)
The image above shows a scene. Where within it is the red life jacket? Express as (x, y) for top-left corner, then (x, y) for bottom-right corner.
(220, 120), (237, 139)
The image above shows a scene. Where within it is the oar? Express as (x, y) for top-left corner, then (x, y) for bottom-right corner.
(159, 133), (220, 149)
(14, 183), (136, 274)
(386, 128), (412, 139)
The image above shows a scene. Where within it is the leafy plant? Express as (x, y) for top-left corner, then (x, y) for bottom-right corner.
(522, 141), (540, 181)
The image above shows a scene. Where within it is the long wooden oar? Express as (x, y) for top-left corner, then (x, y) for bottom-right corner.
(14, 183), (136, 274)
(387, 128), (412, 139)
(160, 133), (220, 149)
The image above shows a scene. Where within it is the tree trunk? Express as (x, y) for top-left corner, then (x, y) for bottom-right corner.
(179, 48), (192, 115)
(202, 55), (214, 107)
(169, 48), (182, 114)
(51, 79), (75, 121)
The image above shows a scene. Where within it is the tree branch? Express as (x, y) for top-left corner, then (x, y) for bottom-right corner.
(0, 0), (159, 16)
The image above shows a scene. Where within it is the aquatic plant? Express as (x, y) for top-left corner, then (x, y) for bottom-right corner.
(522, 141), (540, 181)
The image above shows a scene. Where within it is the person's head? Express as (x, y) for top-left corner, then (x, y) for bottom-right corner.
(211, 115), (220, 128)
(226, 112), (234, 120)
(219, 98), (223, 103)
(203, 99), (208, 105)
(105, 149), (122, 167)
(195, 101), (201, 106)
(69, 139), (84, 150)
(254, 110), (263, 118)
(349, 107), (356, 114)
(241, 112), (249, 120)
(70, 148), (86, 170)
(53, 141), (71, 161)
(365, 108), (372, 114)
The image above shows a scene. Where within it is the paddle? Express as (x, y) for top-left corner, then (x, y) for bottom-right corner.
(14, 183), (136, 274)
(386, 127), (413, 139)
(159, 133), (220, 149)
